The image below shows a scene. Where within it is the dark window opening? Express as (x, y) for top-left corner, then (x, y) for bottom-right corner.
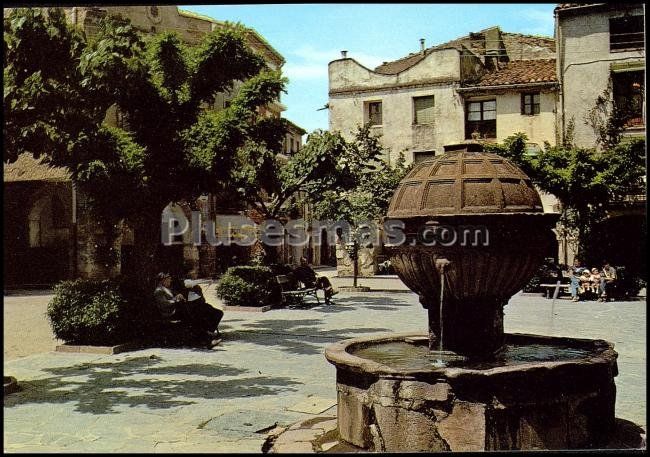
(610, 15), (644, 51)
(367, 101), (382, 126)
(414, 151), (436, 164)
(612, 70), (645, 126)
(521, 93), (540, 115)
(465, 100), (496, 139)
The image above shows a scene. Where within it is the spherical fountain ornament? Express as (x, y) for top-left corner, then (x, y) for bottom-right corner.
(385, 142), (558, 357)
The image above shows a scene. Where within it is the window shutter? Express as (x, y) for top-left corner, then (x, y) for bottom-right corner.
(414, 96), (435, 124)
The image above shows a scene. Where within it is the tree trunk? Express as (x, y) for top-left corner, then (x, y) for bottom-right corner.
(123, 207), (164, 303)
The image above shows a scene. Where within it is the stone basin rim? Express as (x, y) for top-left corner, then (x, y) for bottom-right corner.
(324, 332), (617, 378)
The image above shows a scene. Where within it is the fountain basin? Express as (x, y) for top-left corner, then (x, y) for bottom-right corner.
(325, 332), (618, 451)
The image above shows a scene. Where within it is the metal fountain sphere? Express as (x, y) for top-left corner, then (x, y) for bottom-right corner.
(385, 142), (558, 357)
(387, 142), (543, 217)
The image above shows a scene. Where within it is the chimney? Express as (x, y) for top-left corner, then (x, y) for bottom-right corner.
(420, 38), (426, 54)
(341, 50), (348, 58)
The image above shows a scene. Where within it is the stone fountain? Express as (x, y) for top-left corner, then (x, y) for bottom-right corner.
(325, 143), (619, 451)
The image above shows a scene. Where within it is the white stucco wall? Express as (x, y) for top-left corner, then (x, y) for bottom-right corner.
(328, 49), (466, 165)
(329, 85), (465, 164)
(329, 49), (460, 92)
(558, 5), (645, 148)
(494, 91), (557, 145)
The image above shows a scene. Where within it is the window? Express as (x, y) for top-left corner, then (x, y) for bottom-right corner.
(414, 151), (436, 164)
(521, 93), (540, 115)
(612, 70), (645, 126)
(610, 15), (644, 51)
(366, 101), (382, 126)
(465, 100), (496, 139)
(413, 95), (435, 124)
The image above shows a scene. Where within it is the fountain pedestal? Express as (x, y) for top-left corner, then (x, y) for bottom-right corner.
(324, 144), (624, 451)
(326, 332), (618, 451)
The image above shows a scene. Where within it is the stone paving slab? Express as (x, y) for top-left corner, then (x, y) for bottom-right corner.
(4, 290), (646, 452)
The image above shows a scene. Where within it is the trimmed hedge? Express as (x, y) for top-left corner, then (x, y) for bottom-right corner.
(47, 279), (128, 345)
(216, 265), (278, 307)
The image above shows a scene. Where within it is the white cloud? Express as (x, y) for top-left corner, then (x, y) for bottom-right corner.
(284, 44), (386, 80)
(520, 8), (555, 36)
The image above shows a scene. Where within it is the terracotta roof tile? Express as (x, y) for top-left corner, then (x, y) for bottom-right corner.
(555, 3), (605, 12)
(374, 29), (554, 75)
(473, 59), (557, 87)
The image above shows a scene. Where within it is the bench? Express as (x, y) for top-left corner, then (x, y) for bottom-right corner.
(540, 283), (571, 298)
(276, 274), (320, 305)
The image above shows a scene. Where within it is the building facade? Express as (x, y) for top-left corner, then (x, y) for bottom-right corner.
(555, 3), (645, 149)
(554, 3), (646, 274)
(328, 27), (558, 166)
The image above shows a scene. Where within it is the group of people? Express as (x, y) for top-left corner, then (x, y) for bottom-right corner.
(568, 258), (618, 302)
(153, 268), (224, 348)
(152, 258), (337, 347)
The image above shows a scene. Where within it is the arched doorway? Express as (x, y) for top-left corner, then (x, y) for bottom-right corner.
(24, 191), (72, 284)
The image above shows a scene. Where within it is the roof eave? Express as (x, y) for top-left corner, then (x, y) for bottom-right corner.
(457, 81), (558, 93)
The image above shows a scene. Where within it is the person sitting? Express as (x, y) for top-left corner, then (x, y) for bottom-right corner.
(589, 268), (602, 296)
(568, 258), (586, 302)
(179, 267), (224, 339)
(293, 257), (337, 304)
(153, 272), (221, 348)
(579, 269), (593, 295)
(599, 260), (618, 302)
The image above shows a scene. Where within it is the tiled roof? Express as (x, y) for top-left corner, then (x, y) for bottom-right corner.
(554, 3), (606, 12)
(472, 59), (557, 87)
(3, 153), (71, 182)
(373, 28), (554, 75)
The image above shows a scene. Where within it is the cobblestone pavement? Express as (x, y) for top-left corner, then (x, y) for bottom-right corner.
(3, 288), (646, 452)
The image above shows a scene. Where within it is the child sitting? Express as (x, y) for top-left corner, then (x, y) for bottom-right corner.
(590, 268), (601, 295)
(579, 270), (593, 295)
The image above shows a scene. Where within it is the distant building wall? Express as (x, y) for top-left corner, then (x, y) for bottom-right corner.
(557, 3), (645, 148)
(495, 90), (557, 145)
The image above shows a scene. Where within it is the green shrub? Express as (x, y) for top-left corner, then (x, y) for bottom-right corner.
(47, 279), (127, 345)
(216, 265), (277, 307)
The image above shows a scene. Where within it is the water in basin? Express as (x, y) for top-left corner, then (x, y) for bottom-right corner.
(352, 340), (595, 371)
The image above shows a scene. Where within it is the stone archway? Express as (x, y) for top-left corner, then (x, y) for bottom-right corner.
(23, 185), (72, 284)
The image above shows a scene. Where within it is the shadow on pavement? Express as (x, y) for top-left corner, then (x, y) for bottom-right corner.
(3, 355), (302, 414)
(230, 318), (392, 355)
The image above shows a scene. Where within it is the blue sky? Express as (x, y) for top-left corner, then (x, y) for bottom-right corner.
(185, 4), (557, 135)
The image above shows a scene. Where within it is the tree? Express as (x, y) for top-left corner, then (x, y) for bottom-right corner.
(228, 126), (381, 220)
(4, 8), (287, 297)
(485, 133), (646, 265)
(308, 127), (412, 286)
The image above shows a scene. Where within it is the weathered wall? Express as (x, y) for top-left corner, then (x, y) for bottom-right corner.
(329, 85), (465, 164)
(495, 91), (557, 145)
(558, 5), (645, 148)
(329, 50), (465, 164)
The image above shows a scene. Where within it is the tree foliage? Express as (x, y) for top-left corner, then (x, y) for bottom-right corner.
(485, 133), (646, 262)
(4, 8), (287, 288)
(226, 124), (404, 221)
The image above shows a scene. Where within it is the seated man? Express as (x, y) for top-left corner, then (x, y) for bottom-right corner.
(293, 257), (337, 304)
(180, 267), (224, 338)
(598, 260), (617, 302)
(153, 272), (221, 348)
(567, 258), (586, 302)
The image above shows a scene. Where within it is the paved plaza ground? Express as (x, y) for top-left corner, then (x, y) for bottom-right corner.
(3, 274), (646, 452)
